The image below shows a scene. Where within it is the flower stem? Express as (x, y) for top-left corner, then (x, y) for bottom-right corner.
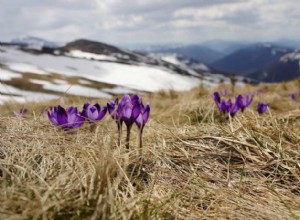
(117, 122), (122, 147)
(139, 131), (143, 156)
(125, 125), (132, 150)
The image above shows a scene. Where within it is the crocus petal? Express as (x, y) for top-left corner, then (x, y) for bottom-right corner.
(57, 105), (68, 126)
(96, 106), (107, 121)
(142, 104), (150, 124)
(229, 103), (240, 117)
(212, 92), (221, 104)
(135, 114), (143, 128)
(48, 110), (58, 125)
(88, 106), (98, 120)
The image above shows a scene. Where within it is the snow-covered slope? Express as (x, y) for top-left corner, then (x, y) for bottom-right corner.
(0, 39), (245, 104)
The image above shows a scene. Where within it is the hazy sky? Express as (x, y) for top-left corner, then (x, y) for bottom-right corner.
(1, 0), (299, 45)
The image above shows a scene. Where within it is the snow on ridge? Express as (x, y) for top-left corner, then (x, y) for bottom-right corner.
(280, 50), (300, 62)
(65, 50), (117, 61)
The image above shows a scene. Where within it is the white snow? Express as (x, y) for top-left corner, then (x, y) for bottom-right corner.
(280, 50), (300, 62)
(29, 79), (49, 85)
(160, 55), (182, 65)
(4, 62), (49, 75)
(0, 69), (22, 80)
(0, 83), (58, 104)
(28, 78), (113, 98)
(65, 50), (117, 61)
(102, 86), (136, 94)
(42, 83), (112, 98)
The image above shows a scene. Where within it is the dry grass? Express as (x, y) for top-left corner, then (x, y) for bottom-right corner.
(0, 80), (300, 219)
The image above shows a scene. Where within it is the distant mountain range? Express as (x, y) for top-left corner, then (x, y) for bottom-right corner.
(211, 43), (300, 82)
(140, 40), (300, 83)
(138, 44), (224, 64)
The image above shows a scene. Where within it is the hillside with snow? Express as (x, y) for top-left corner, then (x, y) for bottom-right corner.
(0, 39), (248, 104)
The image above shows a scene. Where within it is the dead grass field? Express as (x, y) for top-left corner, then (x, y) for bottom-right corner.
(0, 79), (300, 219)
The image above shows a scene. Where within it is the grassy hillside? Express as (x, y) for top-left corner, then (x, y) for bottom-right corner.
(0, 79), (300, 219)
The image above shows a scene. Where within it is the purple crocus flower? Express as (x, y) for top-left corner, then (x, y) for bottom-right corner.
(236, 94), (253, 112)
(290, 93), (296, 100)
(135, 102), (150, 131)
(119, 95), (141, 128)
(117, 95), (141, 149)
(48, 105), (84, 130)
(13, 107), (28, 118)
(257, 103), (268, 115)
(81, 102), (107, 123)
(134, 98), (150, 155)
(107, 98), (120, 121)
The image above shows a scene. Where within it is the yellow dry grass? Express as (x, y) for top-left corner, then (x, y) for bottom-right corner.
(0, 79), (300, 220)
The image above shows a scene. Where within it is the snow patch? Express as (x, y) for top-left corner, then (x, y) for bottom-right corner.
(280, 50), (300, 62)
(42, 83), (112, 98)
(0, 83), (58, 104)
(0, 69), (22, 80)
(65, 50), (117, 61)
(5, 62), (49, 75)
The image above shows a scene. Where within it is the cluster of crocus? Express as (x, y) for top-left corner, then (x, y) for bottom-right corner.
(47, 94), (150, 153)
(212, 92), (253, 117)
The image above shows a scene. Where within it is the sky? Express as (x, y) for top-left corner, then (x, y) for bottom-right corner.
(1, 0), (300, 46)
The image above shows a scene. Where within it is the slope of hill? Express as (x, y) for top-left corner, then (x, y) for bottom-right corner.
(0, 39), (247, 104)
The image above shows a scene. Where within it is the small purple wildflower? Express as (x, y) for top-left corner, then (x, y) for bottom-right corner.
(135, 98), (150, 155)
(290, 93), (296, 100)
(47, 105), (84, 130)
(81, 102), (107, 123)
(221, 89), (228, 96)
(257, 103), (268, 115)
(13, 107), (28, 118)
(212, 92), (241, 117)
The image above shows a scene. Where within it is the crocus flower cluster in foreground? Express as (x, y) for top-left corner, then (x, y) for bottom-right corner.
(47, 94), (150, 153)
(212, 91), (253, 117)
(107, 95), (150, 150)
